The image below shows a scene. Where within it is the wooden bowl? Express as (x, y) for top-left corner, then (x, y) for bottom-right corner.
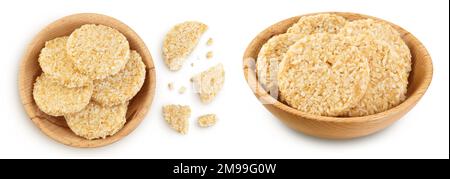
(19, 13), (156, 148)
(243, 12), (433, 139)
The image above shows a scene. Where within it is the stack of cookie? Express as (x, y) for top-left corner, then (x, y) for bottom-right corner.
(33, 24), (146, 140)
(256, 13), (411, 117)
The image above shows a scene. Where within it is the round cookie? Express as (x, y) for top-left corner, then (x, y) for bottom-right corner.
(33, 74), (93, 116)
(339, 19), (412, 116)
(67, 24), (130, 79)
(65, 102), (128, 140)
(256, 33), (302, 94)
(287, 13), (347, 35)
(278, 33), (371, 116)
(92, 50), (146, 106)
(38, 36), (91, 87)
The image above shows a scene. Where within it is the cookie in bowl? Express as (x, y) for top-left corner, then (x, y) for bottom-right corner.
(243, 12), (432, 139)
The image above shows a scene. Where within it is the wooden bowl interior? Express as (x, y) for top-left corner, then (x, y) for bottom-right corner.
(19, 13), (156, 148)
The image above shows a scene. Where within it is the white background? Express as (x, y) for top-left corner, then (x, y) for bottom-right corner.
(0, 0), (448, 159)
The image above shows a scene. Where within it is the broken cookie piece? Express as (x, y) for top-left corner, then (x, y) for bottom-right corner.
(206, 51), (213, 59)
(162, 104), (191, 134)
(198, 114), (217, 127)
(162, 21), (208, 71)
(192, 63), (225, 104)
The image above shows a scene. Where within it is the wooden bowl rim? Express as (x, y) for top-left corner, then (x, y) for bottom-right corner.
(243, 12), (433, 123)
(18, 13), (156, 148)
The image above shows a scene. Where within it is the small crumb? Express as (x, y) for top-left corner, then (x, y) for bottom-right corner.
(168, 82), (174, 90)
(206, 38), (214, 46)
(191, 62), (194, 67)
(162, 104), (191, 134)
(190, 77), (194, 83)
(206, 51), (213, 59)
(92, 50), (146, 107)
(163, 21), (208, 71)
(198, 114), (217, 127)
(178, 86), (187, 94)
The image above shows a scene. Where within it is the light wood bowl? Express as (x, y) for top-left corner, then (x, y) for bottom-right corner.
(19, 13), (156, 148)
(243, 12), (433, 139)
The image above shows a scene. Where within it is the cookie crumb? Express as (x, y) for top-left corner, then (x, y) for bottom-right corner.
(339, 19), (411, 116)
(206, 51), (213, 59)
(92, 50), (146, 107)
(178, 86), (187, 94)
(206, 38), (214, 46)
(256, 33), (302, 94)
(287, 13), (347, 35)
(198, 114), (217, 127)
